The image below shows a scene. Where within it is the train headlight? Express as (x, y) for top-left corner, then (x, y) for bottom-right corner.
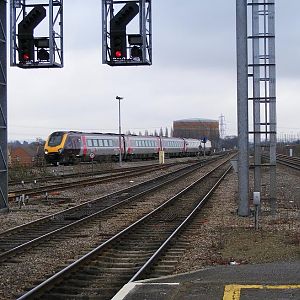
(58, 148), (63, 154)
(44, 149), (48, 154)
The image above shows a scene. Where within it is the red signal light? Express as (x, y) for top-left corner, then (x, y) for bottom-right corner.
(115, 50), (122, 58)
(22, 53), (30, 61)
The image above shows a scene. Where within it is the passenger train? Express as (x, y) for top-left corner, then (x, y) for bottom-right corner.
(44, 131), (212, 165)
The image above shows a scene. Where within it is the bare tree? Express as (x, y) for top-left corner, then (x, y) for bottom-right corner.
(170, 127), (174, 137)
(165, 127), (169, 137)
(159, 127), (163, 137)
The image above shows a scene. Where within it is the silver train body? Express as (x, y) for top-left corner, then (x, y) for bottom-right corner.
(44, 131), (212, 165)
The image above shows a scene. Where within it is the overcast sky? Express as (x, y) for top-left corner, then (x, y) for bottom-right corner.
(7, 0), (300, 141)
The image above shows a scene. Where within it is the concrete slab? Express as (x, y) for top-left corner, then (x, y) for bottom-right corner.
(113, 261), (300, 300)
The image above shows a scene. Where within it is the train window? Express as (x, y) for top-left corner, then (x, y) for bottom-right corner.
(103, 140), (108, 147)
(92, 139), (99, 147)
(108, 140), (113, 147)
(98, 139), (104, 147)
(87, 139), (92, 147)
(48, 132), (64, 146)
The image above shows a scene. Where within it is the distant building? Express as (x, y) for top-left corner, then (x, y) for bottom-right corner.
(8, 143), (45, 166)
(173, 118), (219, 146)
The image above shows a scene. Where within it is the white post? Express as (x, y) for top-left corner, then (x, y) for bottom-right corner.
(116, 96), (124, 166)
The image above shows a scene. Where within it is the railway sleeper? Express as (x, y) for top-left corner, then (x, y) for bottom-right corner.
(114, 241), (163, 248)
(89, 261), (141, 268)
(49, 286), (109, 295)
(41, 292), (103, 300)
(84, 266), (140, 275)
(61, 278), (121, 288)
(101, 249), (154, 257)
(83, 266), (140, 274)
(94, 256), (146, 263)
(71, 273), (131, 282)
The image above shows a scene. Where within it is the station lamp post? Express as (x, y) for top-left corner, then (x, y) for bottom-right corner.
(116, 96), (124, 166)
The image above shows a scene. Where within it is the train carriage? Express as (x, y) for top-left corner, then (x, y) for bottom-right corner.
(184, 138), (201, 156)
(83, 133), (123, 162)
(124, 135), (160, 160)
(160, 137), (185, 158)
(199, 140), (212, 156)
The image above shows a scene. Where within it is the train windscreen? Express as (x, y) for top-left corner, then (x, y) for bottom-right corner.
(48, 132), (64, 147)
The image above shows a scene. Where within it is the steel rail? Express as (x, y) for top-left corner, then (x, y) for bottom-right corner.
(8, 160), (194, 186)
(8, 161), (188, 200)
(276, 154), (300, 171)
(129, 165), (232, 282)
(261, 154), (300, 171)
(17, 158), (232, 300)
(0, 160), (212, 262)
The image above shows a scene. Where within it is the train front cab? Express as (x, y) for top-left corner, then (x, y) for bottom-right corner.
(44, 131), (68, 165)
(44, 131), (81, 165)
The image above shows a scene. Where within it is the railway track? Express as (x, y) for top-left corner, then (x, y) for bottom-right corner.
(276, 154), (300, 171)
(9, 160), (198, 187)
(8, 160), (199, 201)
(17, 158), (231, 299)
(1, 158), (219, 263)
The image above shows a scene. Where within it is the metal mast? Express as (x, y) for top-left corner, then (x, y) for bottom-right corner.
(0, 0), (8, 212)
(219, 114), (226, 139)
(248, 0), (277, 213)
(236, 0), (249, 216)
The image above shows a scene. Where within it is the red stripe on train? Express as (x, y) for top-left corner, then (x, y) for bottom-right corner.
(82, 136), (87, 156)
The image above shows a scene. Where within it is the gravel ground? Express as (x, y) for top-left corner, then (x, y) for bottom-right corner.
(172, 163), (300, 274)
(0, 156), (299, 298)
(1, 159), (203, 233)
(0, 156), (226, 299)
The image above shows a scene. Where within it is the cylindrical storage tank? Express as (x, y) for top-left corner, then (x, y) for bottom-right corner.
(173, 118), (219, 146)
